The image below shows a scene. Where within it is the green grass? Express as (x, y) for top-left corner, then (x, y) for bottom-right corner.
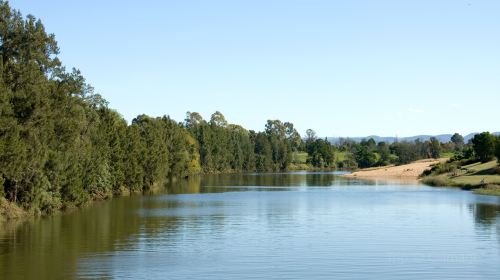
(462, 161), (498, 172)
(440, 152), (454, 159)
(473, 185), (500, 196)
(287, 163), (313, 171)
(335, 151), (348, 162)
(291, 151), (351, 165)
(422, 160), (500, 192)
(291, 152), (308, 164)
(421, 175), (454, 187)
(451, 175), (500, 186)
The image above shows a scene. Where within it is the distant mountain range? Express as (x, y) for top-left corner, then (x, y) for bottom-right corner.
(327, 132), (500, 144)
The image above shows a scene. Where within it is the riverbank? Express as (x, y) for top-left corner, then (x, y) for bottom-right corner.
(343, 159), (442, 180)
(0, 198), (27, 224)
(473, 185), (500, 196)
(421, 160), (500, 196)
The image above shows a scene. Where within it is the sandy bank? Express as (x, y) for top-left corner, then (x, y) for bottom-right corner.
(343, 159), (442, 180)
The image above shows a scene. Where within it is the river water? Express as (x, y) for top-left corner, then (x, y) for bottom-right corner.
(1, 172), (499, 279)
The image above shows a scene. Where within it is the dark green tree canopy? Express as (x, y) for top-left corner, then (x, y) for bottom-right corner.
(451, 133), (464, 150)
(495, 136), (500, 164)
(471, 132), (496, 163)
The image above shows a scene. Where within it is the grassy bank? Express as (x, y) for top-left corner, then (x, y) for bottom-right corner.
(421, 160), (500, 196)
(288, 151), (340, 171)
(473, 185), (500, 196)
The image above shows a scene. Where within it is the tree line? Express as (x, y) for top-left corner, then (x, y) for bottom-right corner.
(336, 132), (500, 170)
(468, 132), (500, 164)
(0, 1), (333, 214)
(335, 136), (442, 169)
(1, 2), (498, 215)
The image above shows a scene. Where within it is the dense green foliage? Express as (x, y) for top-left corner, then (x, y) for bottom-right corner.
(336, 136), (443, 169)
(0, 2), (311, 214)
(304, 130), (335, 168)
(0, 7), (202, 208)
(471, 132), (496, 163)
(496, 136), (500, 164)
(421, 133), (500, 191)
(184, 112), (303, 173)
(451, 133), (464, 150)
(342, 132), (499, 170)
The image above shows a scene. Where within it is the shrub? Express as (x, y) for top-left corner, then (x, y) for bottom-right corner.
(424, 162), (458, 176)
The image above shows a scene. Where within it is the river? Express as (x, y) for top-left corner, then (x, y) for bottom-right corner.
(1, 172), (499, 279)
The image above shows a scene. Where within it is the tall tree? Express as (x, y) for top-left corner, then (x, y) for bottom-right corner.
(429, 137), (441, 158)
(305, 129), (317, 144)
(306, 138), (335, 168)
(495, 136), (500, 165)
(265, 120), (290, 170)
(254, 132), (273, 171)
(390, 142), (419, 165)
(451, 133), (464, 150)
(284, 122), (303, 152)
(471, 132), (496, 163)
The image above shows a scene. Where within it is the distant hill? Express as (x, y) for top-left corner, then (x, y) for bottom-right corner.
(328, 132), (500, 144)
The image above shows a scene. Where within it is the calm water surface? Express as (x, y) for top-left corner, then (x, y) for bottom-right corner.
(1, 172), (500, 279)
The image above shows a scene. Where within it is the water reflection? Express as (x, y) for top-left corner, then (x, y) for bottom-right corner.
(469, 200), (500, 245)
(0, 173), (499, 280)
(470, 203), (500, 227)
(0, 197), (143, 279)
(210, 172), (348, 187)
(168, 172), (372, 193)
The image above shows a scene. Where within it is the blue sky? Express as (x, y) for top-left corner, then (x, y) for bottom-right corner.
(10, 0), (500, 137)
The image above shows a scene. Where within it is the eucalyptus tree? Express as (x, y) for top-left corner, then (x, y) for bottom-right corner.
(451, 133), (464, 150)
(471, 132), (496, 163)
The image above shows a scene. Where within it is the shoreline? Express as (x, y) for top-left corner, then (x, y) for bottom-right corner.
(0, 159), (493, 224)
(420, 160), (500, 196)
(342, 159), (443, 181)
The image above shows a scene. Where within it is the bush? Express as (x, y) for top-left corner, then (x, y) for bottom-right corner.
(423, 162), (458, 176)
(338, 157), (358, 170)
